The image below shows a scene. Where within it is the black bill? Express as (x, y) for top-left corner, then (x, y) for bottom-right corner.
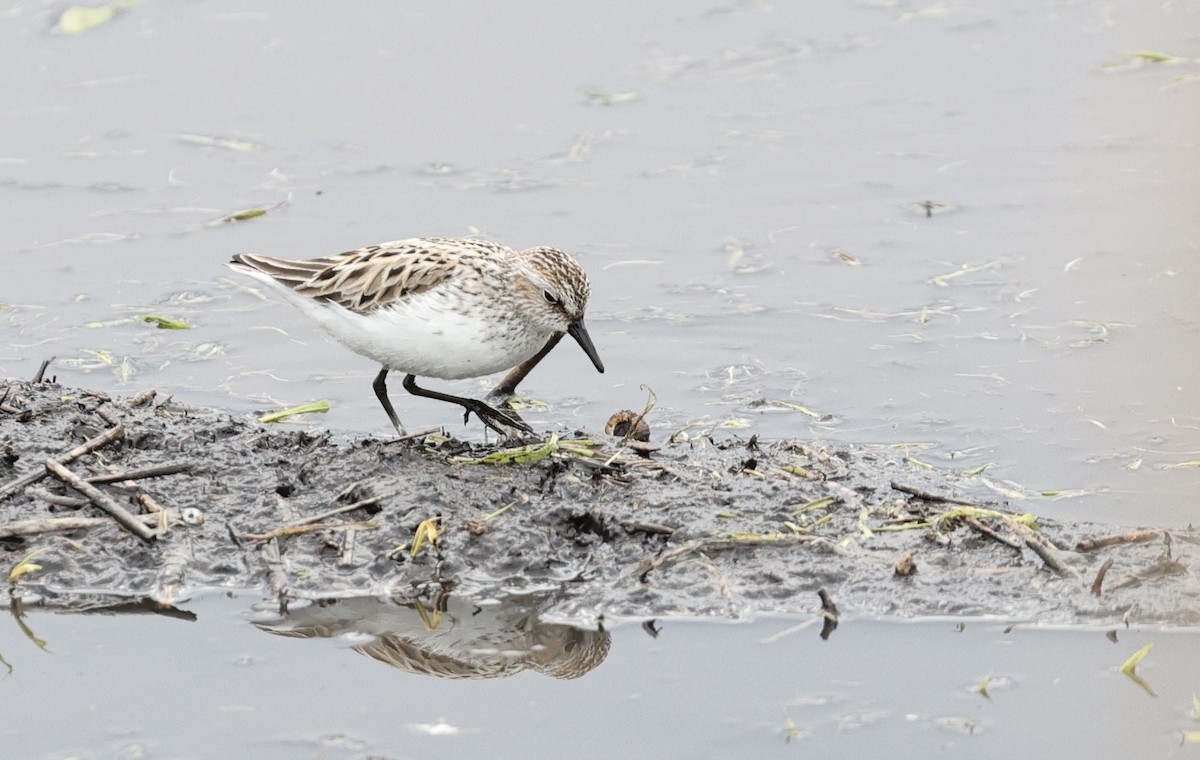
(567, 320), (605, 373)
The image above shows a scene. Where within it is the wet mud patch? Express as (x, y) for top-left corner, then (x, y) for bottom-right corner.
(0, 378), (1197, 627)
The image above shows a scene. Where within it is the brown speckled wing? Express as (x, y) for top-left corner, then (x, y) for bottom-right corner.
(234, 238), (506, 313)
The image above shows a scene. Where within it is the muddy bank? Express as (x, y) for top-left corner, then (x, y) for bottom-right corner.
(0, 377), (1196, 627)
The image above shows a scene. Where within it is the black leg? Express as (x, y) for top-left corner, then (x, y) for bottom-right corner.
(402, 374), (532, 435)
(488, 332), (563, 400)
(373, 367), (406, 436)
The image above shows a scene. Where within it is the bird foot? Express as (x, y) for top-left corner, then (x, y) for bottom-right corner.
(461, 399), (533, 436)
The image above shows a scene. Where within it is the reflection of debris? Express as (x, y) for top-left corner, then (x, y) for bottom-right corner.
(818, 588), (839, 640)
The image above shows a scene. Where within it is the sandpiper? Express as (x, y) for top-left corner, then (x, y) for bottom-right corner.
(229, 237), (604, 436)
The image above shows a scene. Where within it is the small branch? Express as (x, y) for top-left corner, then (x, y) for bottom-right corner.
(44, 458), (156, 543)
(339, 528), (357, 566)
(0, 511), (175, 539)
(1091, 558), (1114, 597)
(86, 463), (192, 485)
(1075, 530), (1162, 552)
(24, 487), (89, 509)
(32, 358), (54, 384)
(964, 516), (1022, 550)
(999, 516), (1073, 577)
(287, 497), (382, 527)
(243, 519), (380, 542)
(127, 389), (157, 408)
(891, 481), (983, 507)
(0, 425), (124, 501)
(635, 535), (815, 581)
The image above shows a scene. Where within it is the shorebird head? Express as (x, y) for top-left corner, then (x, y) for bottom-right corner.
(518, 247), (604, 374)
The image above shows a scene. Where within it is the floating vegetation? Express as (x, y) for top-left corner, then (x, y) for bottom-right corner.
(258, 400), (331, 423)
(176, 134), (263, 152)
(931, 260), (1003, 288)
(139, 315), (191, 330)
(54, 0), (138, 35)
(582, 90), (640, 106)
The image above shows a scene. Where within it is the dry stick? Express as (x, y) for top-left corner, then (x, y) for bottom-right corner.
(999, 516), (1073, 578)
(24, 487), (89, 509)
(635, 535), (815, 580)
(339, 528), (357, 567)
(0, 424), (124, 501)
(127, 388), (157, 407)
(137, 492), (166, 514)
(0, 511), (172, 539)
(95, 404), (121, 427)
(287, 497), (382, 528)
(395, 426), (441, 443)
(964, 516), (1023, 550)
(44, 458), (156, 543)
(891, 481), (983, 507)
(1076, 530), (1162, 552)
(31, 358), (54, 384)
(243, 519), (380, 543)
(86, 463), (192, 484)
(1091, 557), (1115, 597)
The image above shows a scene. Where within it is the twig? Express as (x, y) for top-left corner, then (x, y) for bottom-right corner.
(891, 481), (983, 507)
(0, 511), (175, 539)
(24, 487), (89, 509)
(339, 528), (356, 566)
(1076, 530), (1162, 552)
(0, 425), (124, 501)
(243, 519), (380, 542)
(998, 515), (1073, 577)
(86, 463), (192, 484)
(137, 492), (166, 514)
(1091, 558), (1114, 597)
(287, 497), (382, 527)
(44, 458), (156, 543)
(95, 404), (121, 426)
(395, 426), (441, 442)
(964, 516), (1022, 550)
(127, 389), (157, 408)
(32, 358), (54, 384)
(635, 535), (815, 581)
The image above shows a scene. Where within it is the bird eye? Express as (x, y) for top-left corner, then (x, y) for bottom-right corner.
(543, 290), (560, 305)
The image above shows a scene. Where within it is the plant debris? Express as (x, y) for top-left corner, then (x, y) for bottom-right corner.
(0, 378), (1196, 626)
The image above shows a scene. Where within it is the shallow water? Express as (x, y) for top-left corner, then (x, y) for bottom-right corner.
(2, 1), (1199, 755)
(1, 593), (1197, 759)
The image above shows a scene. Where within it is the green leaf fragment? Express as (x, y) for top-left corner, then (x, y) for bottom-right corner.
(139, 315), (191, 330)
(1118, 642), (1153, 675)
(218, 208), (267, 224)
(457, 433), (559, 465)
(1127, 50), (1183, 63)
(793, 496), (834, 514)
(176, 134), (262, 152)
(258, 400), (331, 423)
(54, 0), (137, 35)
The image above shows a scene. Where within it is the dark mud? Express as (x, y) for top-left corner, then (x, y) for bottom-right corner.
(1, 378), (1197, 629)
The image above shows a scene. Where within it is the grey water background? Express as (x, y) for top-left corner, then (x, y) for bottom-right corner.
(2, 2), (1199, 757)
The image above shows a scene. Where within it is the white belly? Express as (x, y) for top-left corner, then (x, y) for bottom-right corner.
(299, 294), (549, 379)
